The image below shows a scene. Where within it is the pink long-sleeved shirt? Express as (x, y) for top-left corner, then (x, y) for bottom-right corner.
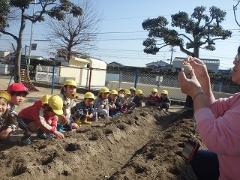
(195, 92), (240, 180)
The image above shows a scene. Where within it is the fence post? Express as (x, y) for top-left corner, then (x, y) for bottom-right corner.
(134, 69), (139, 88)
(51, 64), (55, 94)
(119, 70), (122, 88)
(88, 66), (92, 91)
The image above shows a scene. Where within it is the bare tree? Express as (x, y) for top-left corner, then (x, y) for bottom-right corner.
(49, 0), (100, 61)
(0, 0), (82, 82)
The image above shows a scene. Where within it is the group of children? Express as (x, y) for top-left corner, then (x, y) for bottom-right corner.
(0, 80), (170, 145)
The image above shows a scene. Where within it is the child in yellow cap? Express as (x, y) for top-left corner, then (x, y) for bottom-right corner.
(108, 90), (119, 117)
(18, 95), (65, 145)
(121, 89), (136, 112)
(94, 87), (110, 118)
(147, 88), (161, 106)
(133, 89), (145, 107)
(159, 90), (171, 111)
(0, 91), (17, 141)
(71, 92), (95, 125)
(58, 79), (79, 131)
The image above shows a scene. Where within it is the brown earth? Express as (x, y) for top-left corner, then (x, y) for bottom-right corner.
(0, 106), (198, 180)
(0, 76), (199, 180)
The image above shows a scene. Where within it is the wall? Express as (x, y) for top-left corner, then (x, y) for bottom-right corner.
(0, 63), (11, 75)
(107, 81), (232, 101)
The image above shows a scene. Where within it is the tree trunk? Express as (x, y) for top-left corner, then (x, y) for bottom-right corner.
(14, 40), (22, 82)
(67, 42), (73, 62)
(193, 47), (199, 58)
(14, 10), (26, 82)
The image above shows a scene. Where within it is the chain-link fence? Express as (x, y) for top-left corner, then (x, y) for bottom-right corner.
(106, 68), (237, 101)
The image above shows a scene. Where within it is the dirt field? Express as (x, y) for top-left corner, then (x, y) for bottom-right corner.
(0, 76), (198, 180)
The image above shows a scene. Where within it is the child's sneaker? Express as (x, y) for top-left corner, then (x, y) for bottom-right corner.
(57, 124), (66, 133)
(37, 130), (48, 139)
(21, 136), (32, 145)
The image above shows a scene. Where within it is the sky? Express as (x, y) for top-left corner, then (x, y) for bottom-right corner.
(0, 0), (240, 70)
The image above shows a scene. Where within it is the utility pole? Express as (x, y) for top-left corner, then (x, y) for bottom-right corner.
(28, 0), (36, 66)
(170, 46), (175, 65)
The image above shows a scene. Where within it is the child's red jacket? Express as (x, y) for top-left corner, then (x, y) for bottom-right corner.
(18, 100), (57, 133)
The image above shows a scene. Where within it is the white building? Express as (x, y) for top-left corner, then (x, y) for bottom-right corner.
(172, 57), (220, 73)
(36, 55), (107, 89)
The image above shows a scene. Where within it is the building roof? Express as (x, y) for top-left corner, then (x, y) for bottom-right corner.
(146, 60), (169, 67)
(108, 61), (124, 67)
(174, 57), (220, 64)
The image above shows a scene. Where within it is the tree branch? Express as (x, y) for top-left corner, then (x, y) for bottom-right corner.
(179, 44), (193, 56)
(0, 30), (18, 41)
(178, 33), (193, 43)
(233, 1), (240, 27)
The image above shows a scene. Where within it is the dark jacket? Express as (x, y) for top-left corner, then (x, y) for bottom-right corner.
(0, 109), (17, 131)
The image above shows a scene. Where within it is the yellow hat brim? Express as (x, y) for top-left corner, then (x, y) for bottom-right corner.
(53, 109), (63, 116)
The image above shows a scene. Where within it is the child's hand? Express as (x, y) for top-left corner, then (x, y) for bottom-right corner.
(71, 122), (79, 129)
(54, 131), (65, 139)
(86, 113), (93, 119)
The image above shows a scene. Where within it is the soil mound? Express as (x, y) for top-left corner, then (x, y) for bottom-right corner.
(0, 107), (197, 180)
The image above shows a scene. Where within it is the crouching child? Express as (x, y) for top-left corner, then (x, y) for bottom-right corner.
(108, 90), (119, 117)
(18, 95), (65, 145)
(133, 89), (145, 107)
(159, 90), (171, 111)
(94, 87), (110, 118)
(71, 92), (95, 125)
(0, 91), (17, 142)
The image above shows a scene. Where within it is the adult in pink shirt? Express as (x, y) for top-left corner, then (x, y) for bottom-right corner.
(178, 46), (240, 180)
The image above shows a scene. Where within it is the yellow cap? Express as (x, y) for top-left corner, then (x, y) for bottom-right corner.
(48, 95), (63, 116)
(152, 88), (158, 93)
(99, 87), (110, 94)
(84, 92), (95, 100)
(64, 79), (77, 87)
(161, 90), (168, 95)
(130, 87), (136, 91)
(40, 95), (51, 104)
(136, 89), (143, 96)
(0, 91), (11, 102)
(110, 89), (118, 95)
(118, 88), (124, 92)
(124, 89), (131, 95)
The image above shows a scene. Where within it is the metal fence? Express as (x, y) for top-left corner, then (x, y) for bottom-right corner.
(106, 68), (238, 101)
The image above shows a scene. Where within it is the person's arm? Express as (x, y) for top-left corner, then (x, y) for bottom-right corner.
(209, 93), (240, 118)
(195, 105), (240, 155)
(179, 67), (240, 155)
(39, 116), (55, 132)
(189, 57), (215, 105)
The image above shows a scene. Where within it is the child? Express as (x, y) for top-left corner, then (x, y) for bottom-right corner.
(108, 89), (119, 117)
(7, 83), (28, 113)
(59, 79), (78, 130)
(129, 87), (136, 100)
(71, 92), (95, 125)
(0, 91), (17, 141)
(159, 90), (171, 111)
(94, 87), (110, 118)
(18, 95), (65, 145)
(133, 89), (145, 107)
(121, 89), (135, 112)
(147, 88), (161, 106)
(116, 88), (125, 110)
